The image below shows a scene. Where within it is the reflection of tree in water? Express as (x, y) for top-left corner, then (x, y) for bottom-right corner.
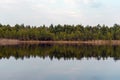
(0, 44), (120, 60)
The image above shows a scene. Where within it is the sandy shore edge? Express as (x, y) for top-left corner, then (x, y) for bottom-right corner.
(0, 39), (120, 45)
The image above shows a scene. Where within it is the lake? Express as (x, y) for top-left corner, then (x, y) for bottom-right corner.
(0, 44), (120, 80)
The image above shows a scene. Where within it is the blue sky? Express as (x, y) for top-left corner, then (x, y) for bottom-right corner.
(0, 0), (120, 26)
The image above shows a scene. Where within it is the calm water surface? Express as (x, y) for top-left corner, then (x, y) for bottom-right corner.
(0, 44), (120, 80)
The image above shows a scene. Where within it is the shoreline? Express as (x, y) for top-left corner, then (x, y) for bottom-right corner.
(0, 39), (120, 45)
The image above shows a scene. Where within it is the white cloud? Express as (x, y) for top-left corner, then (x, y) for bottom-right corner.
(63, 0), (97, 5)
(82, 0), (96, 4)
(0, 0), (18, 4)
(0, 0), (119, 26)
(64, 0), (76, 5)
(49, 0), (57, 4)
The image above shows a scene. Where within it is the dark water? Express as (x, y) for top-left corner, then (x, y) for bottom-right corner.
(1, 44), (120, 80)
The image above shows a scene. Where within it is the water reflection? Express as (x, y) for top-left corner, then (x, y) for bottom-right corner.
(0, 44), (120, 60)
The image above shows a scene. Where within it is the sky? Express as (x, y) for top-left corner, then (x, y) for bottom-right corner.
(0, 0), (120, 26)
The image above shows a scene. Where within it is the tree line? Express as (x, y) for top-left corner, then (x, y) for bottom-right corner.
(0, 23), (120, 40)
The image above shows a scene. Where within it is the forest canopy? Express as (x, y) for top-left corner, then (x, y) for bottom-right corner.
(0, 23), (120, 41)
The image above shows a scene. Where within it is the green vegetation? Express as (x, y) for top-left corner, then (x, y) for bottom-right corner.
(0, 44), (120, 60)
(0, 23), (120, 40)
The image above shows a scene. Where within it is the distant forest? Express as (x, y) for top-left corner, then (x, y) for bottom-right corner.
(0, 23), (120, 40)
